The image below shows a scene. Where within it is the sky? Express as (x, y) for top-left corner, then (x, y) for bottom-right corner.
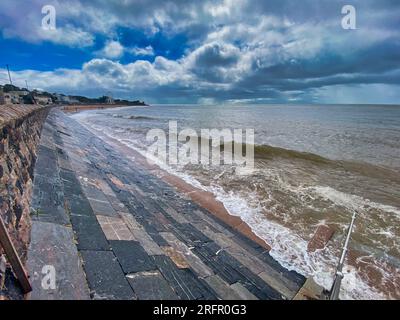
(0, 0), (399, 104)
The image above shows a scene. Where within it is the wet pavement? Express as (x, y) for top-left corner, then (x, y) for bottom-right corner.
(26, 108), (306, 300)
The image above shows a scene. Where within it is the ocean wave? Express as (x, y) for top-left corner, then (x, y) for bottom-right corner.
(190, 135), (394, 172)
(111, 113), (157, 121)
(310, 186), (400, 217)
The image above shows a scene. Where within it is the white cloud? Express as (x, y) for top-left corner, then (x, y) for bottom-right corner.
(36, 25), (95, 47)
(313, 84), (400, 105)
(128, 45), (155, 56)
(97, 40), (125, 59)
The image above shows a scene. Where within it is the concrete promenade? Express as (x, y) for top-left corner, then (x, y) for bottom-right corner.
(26, 108), (306, 300)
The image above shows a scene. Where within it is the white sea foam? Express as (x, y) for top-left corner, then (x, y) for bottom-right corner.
(310, 186), (400, 217)
(207, 185), (388, 300)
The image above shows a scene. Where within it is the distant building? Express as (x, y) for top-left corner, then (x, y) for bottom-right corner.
(54, 94), (70, 104)
(68, 97), (80, 104)
(54, 94), (80, 104)
(0, 91), (26, 104)
(10, 90), (29, 97)
(34, 95), (53, 105)
(105, 96), (114, 104)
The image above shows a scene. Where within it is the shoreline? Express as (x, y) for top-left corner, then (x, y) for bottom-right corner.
(61, 104), (148, 113)
(74, 115), (272, 251)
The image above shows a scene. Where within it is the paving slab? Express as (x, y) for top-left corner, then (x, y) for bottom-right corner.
(230, 282), (258, 300)
(96, 215), (135, 241)
(80, 250), (135, 300)
(31, 174), (69, 226)
(70, 215), (110, 251)
(27, 221), (90, 300)
(160, 232), (214, 278)
(120, 213), (165, 255)
(127, 271), (179, 300)
(110, 240), (156, 274)
(162, 246), (190, 269)
(33, 145), (58, 177)
(192, 246), (243, 285)
(87, 197), (118, 217)
(217, 251), (282, 300)
(153, 255), (217, 300)
(204, 275), (245, 300)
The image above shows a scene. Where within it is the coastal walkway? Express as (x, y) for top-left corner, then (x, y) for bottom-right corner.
(26, 108), (305, 300)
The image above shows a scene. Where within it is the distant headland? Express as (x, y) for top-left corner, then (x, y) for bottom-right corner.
(0, 84), (147, 108)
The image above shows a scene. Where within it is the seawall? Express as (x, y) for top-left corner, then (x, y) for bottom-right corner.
(0, 104), (50, 262)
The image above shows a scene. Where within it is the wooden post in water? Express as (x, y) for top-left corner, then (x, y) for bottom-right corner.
(0, 216), (32, 294)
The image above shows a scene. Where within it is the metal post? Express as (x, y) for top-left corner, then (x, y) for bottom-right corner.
(6, 64), (13, 85)
(329, 210), (357, 300)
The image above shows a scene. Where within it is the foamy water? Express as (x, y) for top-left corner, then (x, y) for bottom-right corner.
(72, 104), (400, 299)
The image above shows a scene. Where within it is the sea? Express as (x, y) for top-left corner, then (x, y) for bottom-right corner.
(72, 104), (400, 300)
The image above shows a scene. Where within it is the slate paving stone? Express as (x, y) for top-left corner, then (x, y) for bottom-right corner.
(80, 250), (135, 300)
(192, 246), (243, 285)
(59, 167), (77, 183)
(169, 224), (205, 248)
(230, 282), (258, 300)
(65, 194), (95, 217)
(81, 183), (110, 203)
(236, 267), (283, 300)
(70, 215), (110, 251)
(127, 271), (179, 300)
(139, 224), (168, 246)
(158, 204), (189, 224)
(160, 232), (214, 278)
(31, 174), (69, 225)
(257, 252), (306, 288)
(110, 240), (156, 274)
(152, 255), (218, 300)
(56, 147), (72, 170)
(27, 221), (90, 300)
(87, 197), (117, 217)
(204, 275), (242, 300)
(34, 145), (58, 177)
(59, 169), (86, 198)
(216, 251), (282, 300)
(181, 223), (212, 244)
(121, 215), (165, 256)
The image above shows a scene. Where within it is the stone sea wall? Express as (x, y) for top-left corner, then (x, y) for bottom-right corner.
(0, 104), (50, 262)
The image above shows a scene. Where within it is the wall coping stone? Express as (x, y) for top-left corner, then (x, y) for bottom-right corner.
(0, 104), (50, 129)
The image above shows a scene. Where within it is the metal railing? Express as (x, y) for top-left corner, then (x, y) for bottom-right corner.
(329, 210), (357, 300)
